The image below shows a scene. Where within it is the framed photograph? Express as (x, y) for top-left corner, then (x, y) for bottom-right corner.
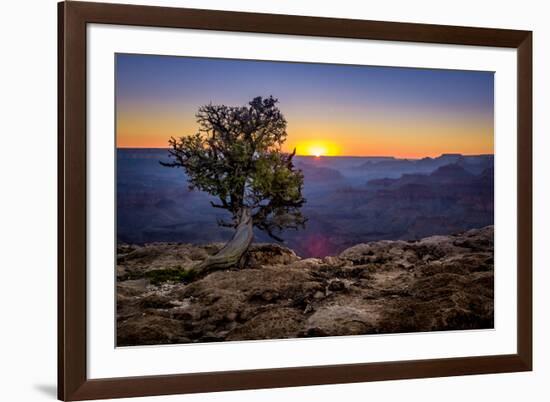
(58, 1), (532, 400)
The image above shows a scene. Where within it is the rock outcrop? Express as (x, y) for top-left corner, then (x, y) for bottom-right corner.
(117, 226), (494, 346)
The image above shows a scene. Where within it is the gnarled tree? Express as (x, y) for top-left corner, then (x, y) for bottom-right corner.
(161, 96), (306, 275)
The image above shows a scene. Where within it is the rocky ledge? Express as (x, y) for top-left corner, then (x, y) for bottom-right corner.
(117, 226), (494, 346)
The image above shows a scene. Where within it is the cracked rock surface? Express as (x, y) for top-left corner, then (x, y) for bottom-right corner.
(117, 227), (494, 346)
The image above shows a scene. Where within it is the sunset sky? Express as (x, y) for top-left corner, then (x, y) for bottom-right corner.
(116, 54), (494, 158)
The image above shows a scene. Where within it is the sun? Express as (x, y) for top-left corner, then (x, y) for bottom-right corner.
(291, 140), (340, 157)
(307, 144), (328, 158)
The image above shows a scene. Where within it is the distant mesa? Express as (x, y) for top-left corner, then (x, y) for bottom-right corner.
(295, 162), (344, 182)
(367, 162), (486, 188)
(429, 164), (474, 182)
(356, 153), (493, 176)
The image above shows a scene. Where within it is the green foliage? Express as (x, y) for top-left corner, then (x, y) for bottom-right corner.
(137, 268), (197, 285)
(161, 96), (306, 241)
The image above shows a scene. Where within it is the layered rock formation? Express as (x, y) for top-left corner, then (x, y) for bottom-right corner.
(117, 150), (494, 258)
(117, 226), (494, 346)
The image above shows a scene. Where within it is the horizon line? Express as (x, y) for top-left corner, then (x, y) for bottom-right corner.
(116, 147), (494, 159)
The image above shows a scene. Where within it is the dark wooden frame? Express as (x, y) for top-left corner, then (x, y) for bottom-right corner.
(58, 1), (532, 400)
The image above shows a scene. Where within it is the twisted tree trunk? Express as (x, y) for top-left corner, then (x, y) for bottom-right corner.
(190, 208), (253, 276)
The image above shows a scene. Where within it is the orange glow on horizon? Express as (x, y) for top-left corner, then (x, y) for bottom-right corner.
(293, 141), (340, 157)
(116, 111), (493, 159)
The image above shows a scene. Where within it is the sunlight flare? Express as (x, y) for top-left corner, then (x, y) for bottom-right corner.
(292, 140), (340, 157)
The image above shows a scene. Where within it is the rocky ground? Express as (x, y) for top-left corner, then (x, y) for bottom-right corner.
(116, 226), (494, 346)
